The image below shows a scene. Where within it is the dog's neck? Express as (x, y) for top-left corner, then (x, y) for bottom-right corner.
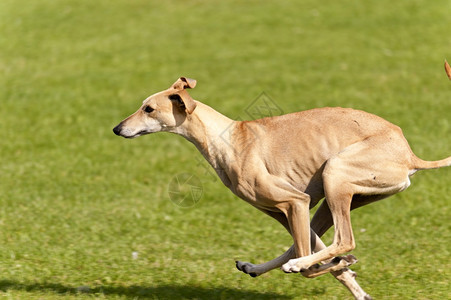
(174, 101), (238, 187)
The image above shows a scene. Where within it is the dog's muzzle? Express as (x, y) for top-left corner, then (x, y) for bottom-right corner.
(113, 123), (123, 136)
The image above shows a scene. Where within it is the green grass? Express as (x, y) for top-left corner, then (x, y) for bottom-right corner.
(0, 0), (450, 299)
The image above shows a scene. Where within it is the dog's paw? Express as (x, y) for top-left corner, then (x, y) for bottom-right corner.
(328, 255), (358, 272)
(281, 258), (306, 273)
(343, 254), (358, 265)
(235, 261), (258, 277)
(333, 254), (358, 266)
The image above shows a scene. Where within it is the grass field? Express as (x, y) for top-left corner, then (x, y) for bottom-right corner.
(1, 0), (450, 299)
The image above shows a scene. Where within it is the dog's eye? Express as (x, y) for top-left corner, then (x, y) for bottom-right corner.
(143, 105), (154, 113)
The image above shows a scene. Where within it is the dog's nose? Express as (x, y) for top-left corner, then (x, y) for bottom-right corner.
(113, 124), (122, 136)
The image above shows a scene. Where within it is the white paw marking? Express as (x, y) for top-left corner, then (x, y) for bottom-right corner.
(281, 258), (306, 273)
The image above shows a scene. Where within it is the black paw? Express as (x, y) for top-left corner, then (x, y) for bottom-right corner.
(235, 261), (258, 277)
(235, 260), (249, 272)
(235, 261), (241, 271)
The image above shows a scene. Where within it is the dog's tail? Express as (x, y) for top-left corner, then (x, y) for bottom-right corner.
(409, 63), (451, 171)
(410, 63), (451, 172)
(411, 155), (451, 171)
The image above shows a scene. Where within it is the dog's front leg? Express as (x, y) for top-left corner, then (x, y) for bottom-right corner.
(245, 191), (311, 272)
(236, 244), (296, 277)
(235, 203), (370, 300)
(236, 208), (310, 277)
(235, 228), (357, 278)
(280, 200), (312, 260)
(236, 209), (294, 277)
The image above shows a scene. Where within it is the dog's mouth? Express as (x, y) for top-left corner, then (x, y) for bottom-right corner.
(113, 123), (156, 139)
(124, 130), (151, 139)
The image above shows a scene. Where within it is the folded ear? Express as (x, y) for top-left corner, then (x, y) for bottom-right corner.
(170, 77), (197, 113)
(168, 92), (196, 114)
(172, 77), (197, 90)
(178, 90), (197, 114)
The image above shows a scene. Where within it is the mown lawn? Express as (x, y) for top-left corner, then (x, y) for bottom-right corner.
(0, 0), (450, 299)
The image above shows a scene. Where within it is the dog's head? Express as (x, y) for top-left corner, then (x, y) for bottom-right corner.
(113, 77), (197, 138)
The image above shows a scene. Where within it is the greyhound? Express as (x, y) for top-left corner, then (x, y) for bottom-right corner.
(113, 65), (451, 299)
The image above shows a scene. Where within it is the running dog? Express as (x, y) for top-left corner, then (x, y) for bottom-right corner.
(113, 63), (451, 299)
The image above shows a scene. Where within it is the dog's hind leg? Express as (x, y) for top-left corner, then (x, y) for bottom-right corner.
(235, 209), (371, 299)
(304, 202), (372, 300)
(282, 136), (412, 274)
(304, 196), (387, 279)
(234, 209), (342, 274)
(302, 234), (371, 300)
(305, 200), (360, 279)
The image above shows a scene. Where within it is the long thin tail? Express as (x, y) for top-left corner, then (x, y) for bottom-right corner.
(410, 62), (451, 170)
(412, 156), (451, 171)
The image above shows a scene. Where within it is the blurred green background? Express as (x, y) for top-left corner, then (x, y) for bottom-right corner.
(0, 0), (450, 299)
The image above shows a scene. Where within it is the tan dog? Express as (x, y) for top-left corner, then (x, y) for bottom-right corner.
(113, 69), (450, 299)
